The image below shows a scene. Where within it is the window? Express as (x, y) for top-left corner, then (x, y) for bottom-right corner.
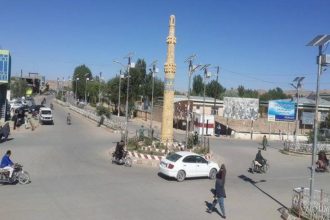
(166, 153), (182, 162)
(182, 155), (196, 163)
(196, 156), (207, 164)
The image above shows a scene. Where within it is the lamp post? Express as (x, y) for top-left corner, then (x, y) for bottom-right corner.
(114, 53), (135, 147)
(85, 77), (89, 103)
(184, 54), (201, 147)
(201, 64), (211, 148)
(290, 77), (305, 148)
(149, 61), (158, 138)
(117, 70), (123, 117)
(212, 66), (220, 115)
(75, 78), (79, 100)
(98, 72), (102, 104)
(307, 34), (330, 200)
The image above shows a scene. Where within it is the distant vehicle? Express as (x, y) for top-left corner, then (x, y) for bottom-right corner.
(39, 107), (54, 125)
(28, 104), (44, 114)
(159, 151), (219, 182)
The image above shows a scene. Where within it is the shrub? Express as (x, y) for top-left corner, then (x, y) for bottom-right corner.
(96, 106), (111, 118)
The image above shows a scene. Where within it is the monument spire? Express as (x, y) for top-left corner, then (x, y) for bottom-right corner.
(161, 15), (176, 144)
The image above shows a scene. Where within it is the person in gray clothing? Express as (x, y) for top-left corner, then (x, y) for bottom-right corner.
(207, 164), (227, 219)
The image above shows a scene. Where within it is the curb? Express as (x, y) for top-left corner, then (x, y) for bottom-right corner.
(279, 208), (301, 220)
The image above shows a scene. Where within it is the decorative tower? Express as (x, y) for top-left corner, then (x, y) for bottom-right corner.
(161, 15), (176, 144)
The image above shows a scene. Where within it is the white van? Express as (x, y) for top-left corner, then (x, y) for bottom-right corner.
(39, 107), (54, 125)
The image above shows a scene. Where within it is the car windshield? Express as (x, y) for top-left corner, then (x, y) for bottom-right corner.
(166, 153), (182, 162)
(41, 110), (52, 115)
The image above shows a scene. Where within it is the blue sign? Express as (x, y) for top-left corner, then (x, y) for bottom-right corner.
(0, 50), (10, 83)
(268, 100), (295, 122)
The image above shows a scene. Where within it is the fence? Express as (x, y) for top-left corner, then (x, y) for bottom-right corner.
(292, 187), (330, 220)
(55, 99), (126, 131)
(283, 140), (330, 154)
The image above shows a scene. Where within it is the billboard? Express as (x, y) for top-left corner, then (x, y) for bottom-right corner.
(302, 112), (314, 125)
(268, 100), (295, 122)
(0, 50), (11, 83)
(223, 97), (259, 120)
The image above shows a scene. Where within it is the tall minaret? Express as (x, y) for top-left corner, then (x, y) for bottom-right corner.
(161, 15), (176, 145)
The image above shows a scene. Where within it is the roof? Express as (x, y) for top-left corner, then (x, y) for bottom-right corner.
(39, 107), (52, 111)
(175, 151), (198, 157)
(174, 95), (222, 103)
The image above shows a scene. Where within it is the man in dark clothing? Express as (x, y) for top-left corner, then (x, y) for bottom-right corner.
(255, 150), (266, 167)
(262, 135), (268, 150)
(207, 164), (227, 218)
(114, 140), (125, 160)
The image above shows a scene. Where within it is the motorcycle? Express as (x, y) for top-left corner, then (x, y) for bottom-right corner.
(0, 163), (30, 184)
(112, 151), (132, 167)
(250, 159), (269, 173)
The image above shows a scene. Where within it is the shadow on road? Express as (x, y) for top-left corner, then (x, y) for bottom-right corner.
(238, 174), (288, 210)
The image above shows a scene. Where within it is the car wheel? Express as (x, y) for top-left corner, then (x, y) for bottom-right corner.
(176, 170), (186, 182)
(209, 168), (217, 180)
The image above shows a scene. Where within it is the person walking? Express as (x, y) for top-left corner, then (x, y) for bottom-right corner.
(262, 135), (268, 150)
(207, 164), (227, 219)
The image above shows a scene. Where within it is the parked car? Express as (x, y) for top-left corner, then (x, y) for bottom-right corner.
(39, 107), (54, 125)
(159, 151), (220, 182)
(28, 104), (44, 114)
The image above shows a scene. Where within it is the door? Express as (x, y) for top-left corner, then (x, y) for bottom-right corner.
(195, 156), (210, 176)
(182, 155), (197, 177)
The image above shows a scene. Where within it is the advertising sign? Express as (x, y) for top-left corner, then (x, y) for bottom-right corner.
(0, 50), (10, 83)
(268, 100), (295, 122)
(223, 97), (259, 120)
(302, 112), (314, 125)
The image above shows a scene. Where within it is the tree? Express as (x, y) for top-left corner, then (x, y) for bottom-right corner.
(259, 87), (289, 101)
(237, 85), (245, 97)
(10, 78), (28, 98)
(192, 75), (204, 96)
(71, 65), (92, 100)
(205, 80), (226, 99)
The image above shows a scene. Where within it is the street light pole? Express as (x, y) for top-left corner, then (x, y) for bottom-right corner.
(184, 55), (200, 148)
(118, 70), (122, 117)
(149, 61), (158, 138)
(75, 78), (79, 100)
(290, 77), (304, 149)
(85, 77), (89, 103)
(98, 72), (102, 104)
(307, 34), (330, 201)
(201, 64), (211, 148)
(212, 66), (220, 115)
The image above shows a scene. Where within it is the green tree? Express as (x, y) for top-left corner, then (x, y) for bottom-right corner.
(237, 85), (245, 97)
(10, 78), (28, 98)
(192, 75), (204, 96)
(259, 87), (289, 101)
(205, 80), (226, 99)
(71, 65), (92, 100)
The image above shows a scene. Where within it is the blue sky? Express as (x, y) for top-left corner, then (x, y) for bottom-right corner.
(1, 0), (330, 92)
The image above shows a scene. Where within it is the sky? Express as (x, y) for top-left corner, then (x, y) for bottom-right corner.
(1, 0), (330, 92)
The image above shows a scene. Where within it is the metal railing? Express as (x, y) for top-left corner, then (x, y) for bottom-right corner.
(292, 187), (330, 220)
(283, 140), (330, 153)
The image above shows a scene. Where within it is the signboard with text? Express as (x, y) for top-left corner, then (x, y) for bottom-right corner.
(0, 50), (11, 83)
(268, 100), (295, 122)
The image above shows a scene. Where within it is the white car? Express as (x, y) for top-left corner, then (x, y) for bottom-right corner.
(159, 151), (220, 182)
(39, 107), (54, 125)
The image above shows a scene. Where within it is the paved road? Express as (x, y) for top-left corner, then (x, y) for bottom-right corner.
(1, 100), (329, 220)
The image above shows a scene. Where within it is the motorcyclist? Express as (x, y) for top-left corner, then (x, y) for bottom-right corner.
(114, 140), (125, 160)
(255, 150), (266, 168)
(67, 113), (71, 124)
(316, 151), (329, 171)
(0, 150), (14, 178)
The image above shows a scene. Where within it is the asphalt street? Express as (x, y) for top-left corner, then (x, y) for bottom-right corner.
(0, 100), (329, 220)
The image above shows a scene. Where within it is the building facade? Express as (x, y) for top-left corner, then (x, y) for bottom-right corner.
(0, 50), (11, 122)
